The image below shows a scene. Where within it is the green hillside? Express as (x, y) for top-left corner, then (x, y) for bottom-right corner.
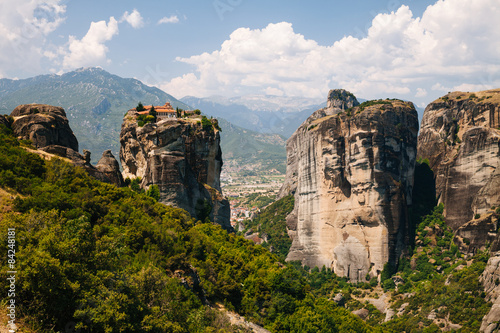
(218, 117), (287, 174)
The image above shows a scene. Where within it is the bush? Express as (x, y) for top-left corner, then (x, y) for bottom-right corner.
(382, 278), (395, 291)
(201, 116), (214, 133)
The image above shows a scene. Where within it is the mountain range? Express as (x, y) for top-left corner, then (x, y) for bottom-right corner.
(0, 68), (302, 170)
(0, 67), (189, 158)
(181, 95), (325, 138)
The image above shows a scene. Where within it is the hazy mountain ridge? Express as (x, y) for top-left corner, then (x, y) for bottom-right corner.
(0, 68), (290, 171)
(182, 95), (326, 138)
(0, 67), (189, 158)
(217, 117), (287, 174)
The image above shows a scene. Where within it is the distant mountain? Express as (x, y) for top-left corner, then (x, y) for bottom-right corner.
(217, 117), (287, 174)
(0, 67), (189, 159)
(181, 95), (325, 138)
(0, 67), (288, 171)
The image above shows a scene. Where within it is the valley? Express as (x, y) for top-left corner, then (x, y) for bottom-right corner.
(1, 69), (500, 332)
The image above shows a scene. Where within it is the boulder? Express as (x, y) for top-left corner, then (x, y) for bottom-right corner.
(96, 150), (124, 187)
(10, 104), (78, 151)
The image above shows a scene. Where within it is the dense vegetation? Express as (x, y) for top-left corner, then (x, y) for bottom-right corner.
(0, 124), (374, 332)
(383, 204), (492, 332)
(242, 195), (294, 260)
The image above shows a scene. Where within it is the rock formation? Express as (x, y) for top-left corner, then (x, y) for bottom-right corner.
(120, 110), (230, 229)
(480, 252), (500, 332)
(417, 90), (500, 252)
(96, 150), (125, 187)
(9, 104), (123, 187)
(11, 104), (79, 151)
(279, 89), (419, 281)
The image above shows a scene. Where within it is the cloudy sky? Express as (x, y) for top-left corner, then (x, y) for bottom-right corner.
(0, 0), (499, 107)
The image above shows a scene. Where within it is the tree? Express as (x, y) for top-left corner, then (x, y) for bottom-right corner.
(136, 102), (145, 111)
(146, 184), (160, 201)
(149, 105), (157, 122)
(194, 109), (201, 115)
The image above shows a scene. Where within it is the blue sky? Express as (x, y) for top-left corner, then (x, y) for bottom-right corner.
(1, 0), (499, 108)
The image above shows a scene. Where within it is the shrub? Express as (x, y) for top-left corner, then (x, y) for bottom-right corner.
(474, 213), (480, 219)
(201, 116), (214, 133)
(382, 278), (395, 291)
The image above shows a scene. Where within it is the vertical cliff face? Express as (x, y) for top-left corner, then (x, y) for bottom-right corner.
(279, 90), (418, 281)
(120, 111), (230, 229)
(480, 252), (500, 332)
(417, 90), (500, 252)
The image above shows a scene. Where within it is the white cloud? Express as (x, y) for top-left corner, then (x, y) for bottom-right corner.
(62, 17), (119, 70)
(121, 9), (143, 29)
(415, 88), (427, 98)
(161, 0), (500, 104)
(0, 0), (66, 77)
(158, 15), (179, 24)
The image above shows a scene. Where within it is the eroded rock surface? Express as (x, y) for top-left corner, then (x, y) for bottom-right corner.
(11, 104), (79, 151)
(96, 150), (124, 187)
(480, 252), (500, 332)
(279, 89), (418, 281)
(9, 104), (123, 186)
(417, 90), (500, 251)
(120, 110), (230, 229)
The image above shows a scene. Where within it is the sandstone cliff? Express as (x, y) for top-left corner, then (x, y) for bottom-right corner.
(279, 90), (418, 281)
(480, 252), (500, 332)
(417, 90), (500, 252)
(120, 111), (230, 229)
(11, 104), (79, 151)
(9, 104), (123, 187)
(96, 150), (125, 187)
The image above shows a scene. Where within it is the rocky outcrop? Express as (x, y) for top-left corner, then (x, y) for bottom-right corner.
(9, 104), (123, 187)
(278, 90), (360, 198)
(120, 111), (230, 229)
(480, 252), (500, 332)
(11, 104), (79, 151)
(417, 90), (500, 251)
(96, 150), (124, 187)
(279, 89), (419, 281)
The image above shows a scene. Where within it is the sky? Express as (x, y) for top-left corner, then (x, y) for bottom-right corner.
(0, 0), (499, 108)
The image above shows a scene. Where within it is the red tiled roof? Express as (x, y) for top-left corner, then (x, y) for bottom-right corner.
(136, 102), (176, 115)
